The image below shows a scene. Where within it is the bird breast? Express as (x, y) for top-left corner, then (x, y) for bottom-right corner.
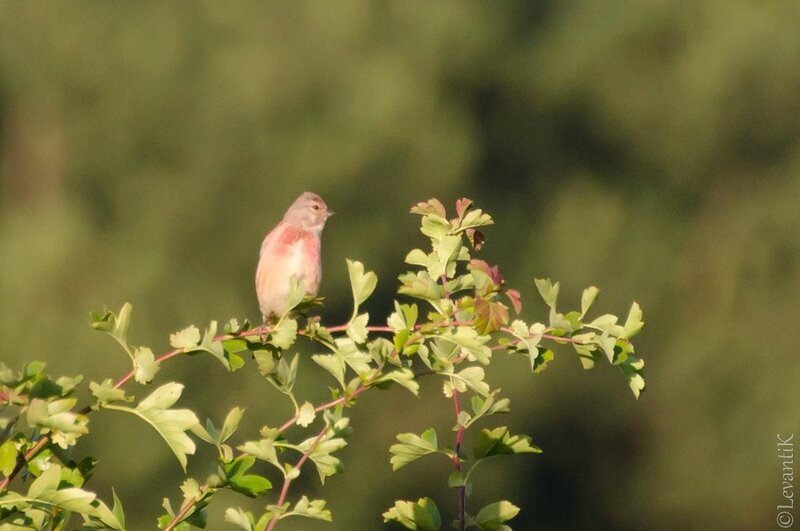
(257, 223), (322, 302)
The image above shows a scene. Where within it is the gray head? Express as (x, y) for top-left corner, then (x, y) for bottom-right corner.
(282, 191), (335, 234)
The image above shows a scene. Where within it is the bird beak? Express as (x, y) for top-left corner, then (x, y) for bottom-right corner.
(326, 208), (336, 218)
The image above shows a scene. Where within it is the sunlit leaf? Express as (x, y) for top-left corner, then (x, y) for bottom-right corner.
(133, 347), (160, 384)
(382, 497), (441, 531)
(346, 313), (370, 344)
(621, 302), (644, 339)
(287, 496), (332, 522)
(103, 383), (198, 471)
(389, 429), (440, 471)
(581, 286), (600, 317)
(170, 326), (201, 350)
(473, 427), (541, 459)
(220, 407), (245, 442)
(474, 500), (520, 530)
(296, 401), (316, 427)
(347, 259), (378, 307)
(534, 278), (559, 309)
(270, 318), (298, 350)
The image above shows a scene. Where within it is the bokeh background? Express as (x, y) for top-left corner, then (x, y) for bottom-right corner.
(2, 2), (799, 529)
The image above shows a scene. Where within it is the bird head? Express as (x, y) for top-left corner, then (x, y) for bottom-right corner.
(283, 191), (335, 234)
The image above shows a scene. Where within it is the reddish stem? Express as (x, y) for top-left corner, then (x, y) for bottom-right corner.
(274, 365), (383, 435)
(164, 483), (209, 531)
(453, 390), (466, 531)
(265, 424), (328, 531)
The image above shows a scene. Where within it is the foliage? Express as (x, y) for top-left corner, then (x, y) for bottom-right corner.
(0, 198), (645, 529)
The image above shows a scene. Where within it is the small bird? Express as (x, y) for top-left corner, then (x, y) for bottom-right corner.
(256, 192), (334, 325)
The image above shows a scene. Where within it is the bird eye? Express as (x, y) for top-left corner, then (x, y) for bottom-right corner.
(311, 204), (320, 210)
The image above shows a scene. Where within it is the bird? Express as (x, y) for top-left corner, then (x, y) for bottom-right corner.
(255, 192), (334, 326)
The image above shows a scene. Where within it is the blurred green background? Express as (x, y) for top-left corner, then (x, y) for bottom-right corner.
(1, 2), (799, 529)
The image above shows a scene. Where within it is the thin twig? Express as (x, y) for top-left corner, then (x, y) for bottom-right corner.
(166, 362), (388, 530)
(265, 424), (328, 531)
(164, 483), (210, 531)
(452, 390), (467, 531)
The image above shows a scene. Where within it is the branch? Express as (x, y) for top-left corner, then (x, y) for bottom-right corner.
(0, 314), (565, 492)
(265, 424), (328, 531)
(452, 390), (467, 531)
(163, 483), (211, 531)
(274, 363), (385, 435)
(163, 362), (388, 530)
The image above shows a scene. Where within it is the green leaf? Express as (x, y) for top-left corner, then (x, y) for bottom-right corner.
(534, 278), (559, 309)
(180, 478), (201, 501)
(27, 463), (60, 498)
(271, 354), (299, 392)
(598, 333), (616, 363)
(238, 439), (280, 469)
(285, 275), (306, 314)
(581, 286), (600, 317)
(311, 353), (346, 388)
(26, 398), (89, 448)
(368, 337), (396, 365)
(420, 214), (451, 241)
(0, 439), (19, 477)
(287, 496), (332, 522)
(398, 271), (440, 301)
(375, 368), (420, 396)
(253, 349), (276, 376)
(296, 401), (316, 427)
(458, 207), (494, 231)
(347, 259), (378, 307)
(89, 379), (132, 407)
(91, 303), (134, 359)
(270, 318), (298, 350)
(133, 347), (160, 384)
(220, 407), (245, 442)
(621, 302), (644, 339)
(301, 437), (347, 484)
(410, 198), (447, 217)
(467, 393), (511, 428)
(405, 248), (429, 267)
(473, 427), (541, 459)
(440, 326), (492, 365)
(448, 470), (467, 488)
(429, 235), (462, 279)
(335, 337), (373, 376)
(620, 355), (646, 399)
(346, 313), (370, 344)
(549, 307), (574, 333)
(448, 366), (490, 398)
(223, 456), (273, 497)
(230, 473), (272, 498)
(103, 383), (198, 471)
(224, 318), (249, 335)
(224, 507), (254, 530)
(382, 497), (441, 531)
(20, 465), (124, 529)
(389, 429), (440, 471)
(111, 488), (126, 530)
(575, 343), (601, 369)
(474, 500), (520, 530)
(197, 321), (230, 369)
(532, 348), (554, 373)
(589, 313), (623, 335)
(170, 326), (201, 349)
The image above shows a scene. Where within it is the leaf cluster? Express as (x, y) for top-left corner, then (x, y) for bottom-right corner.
(0, 197), (646, 530)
